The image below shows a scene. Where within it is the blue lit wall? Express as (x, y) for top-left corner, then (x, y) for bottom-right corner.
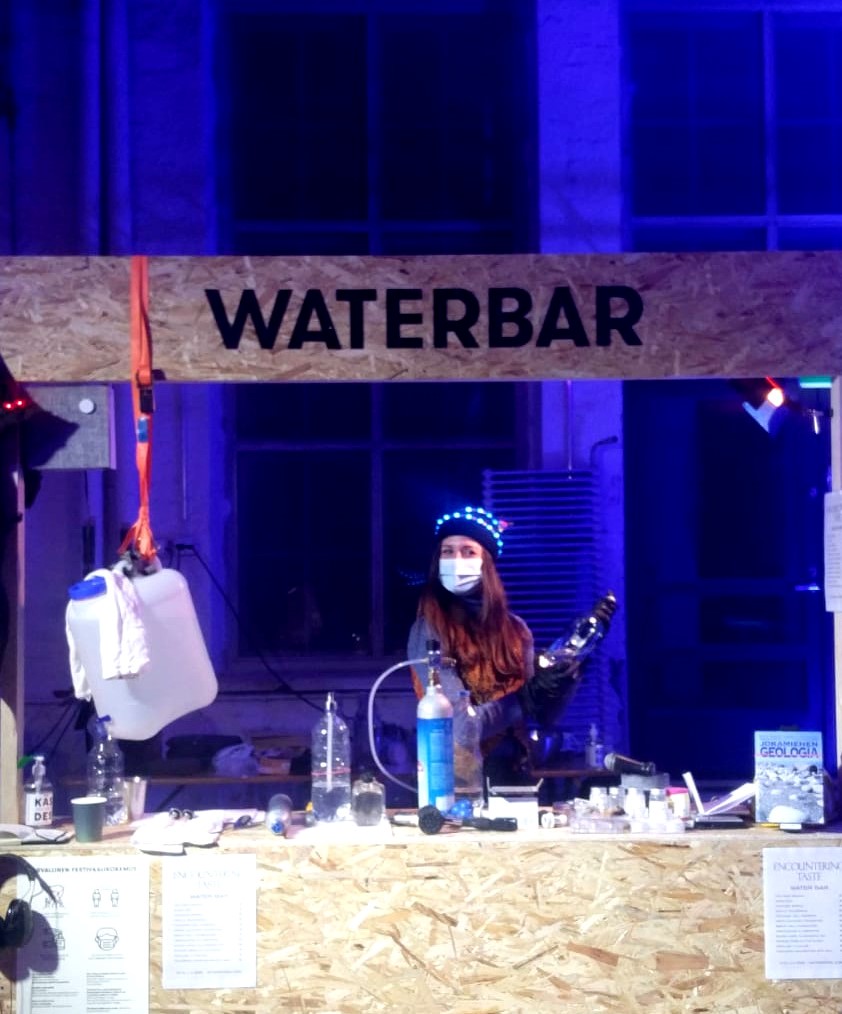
(2, 1), (837, 791)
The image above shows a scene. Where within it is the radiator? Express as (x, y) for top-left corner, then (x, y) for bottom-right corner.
(484, 469), (620, 756)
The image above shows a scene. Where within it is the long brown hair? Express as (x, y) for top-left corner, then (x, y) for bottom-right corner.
(417, 545), (526, 702)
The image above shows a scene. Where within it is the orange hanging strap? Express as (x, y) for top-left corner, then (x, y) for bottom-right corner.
(118, 255), (157, 563)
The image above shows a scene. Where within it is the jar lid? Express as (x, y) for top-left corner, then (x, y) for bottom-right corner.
(68, 575), (107, 601)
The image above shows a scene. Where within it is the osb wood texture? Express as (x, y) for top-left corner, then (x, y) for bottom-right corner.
(2, 829), (842, 1013)
(1, 252), (842, 383)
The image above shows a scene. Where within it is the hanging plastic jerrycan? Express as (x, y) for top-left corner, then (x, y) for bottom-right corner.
(65, 566), (218, 740)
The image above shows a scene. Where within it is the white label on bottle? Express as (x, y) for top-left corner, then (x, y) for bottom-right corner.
(24, 791), (53, 826)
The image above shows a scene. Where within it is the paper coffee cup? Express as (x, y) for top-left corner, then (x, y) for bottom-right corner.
(71, 796), (106, 842)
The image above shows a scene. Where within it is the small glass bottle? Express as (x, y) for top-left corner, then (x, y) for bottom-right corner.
(453, 690), (483, 814)
(623, 786), (646, 820)
(584, 724), (604, 769)
(351, 772), (385, 826)
(24, 754), (54, 828)
(648, 787), (668, 824)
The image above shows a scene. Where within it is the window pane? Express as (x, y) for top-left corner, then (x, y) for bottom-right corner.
(702, 660), (808, 710)
(379, 12), (527, 223)
(232, 230), (371, 256)
(700, 596), (790, 646)
(380, 230), (520, 255)
(631, 224), (766, 253)
(777, 125), (842, 214)
(236, 384), (371, 442)
(382, 382), (516, 441)
(627, 12), (765, 216)
(696, 391), (828, 581)
(778, 225), (842, 250)
(221, 3), (534, 255)
(776, 16), (842, 213)
(238, 450), (372, 653)
(226, 14), (368, 221)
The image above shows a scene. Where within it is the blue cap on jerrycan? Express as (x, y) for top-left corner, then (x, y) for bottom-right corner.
(68, 575), (107, 600)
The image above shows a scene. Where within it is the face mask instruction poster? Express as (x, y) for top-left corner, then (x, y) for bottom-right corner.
(763, 846), (842, 979)
(161, 852), (256, 990)
(15, 856), (150, 1013)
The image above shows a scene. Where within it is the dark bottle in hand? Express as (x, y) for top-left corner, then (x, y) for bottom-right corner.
(536, 591), (617, 671)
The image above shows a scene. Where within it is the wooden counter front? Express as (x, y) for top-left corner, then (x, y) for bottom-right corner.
(1, 822), (840, 1013)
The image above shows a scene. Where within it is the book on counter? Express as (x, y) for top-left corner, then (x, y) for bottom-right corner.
(682, 771), (755, 822)
(753, 730), (824, 825)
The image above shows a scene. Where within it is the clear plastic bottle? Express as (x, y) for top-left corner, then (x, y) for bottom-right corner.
(536, 592), (617, 670)
(416, 639), (454, 812)
(86, 716), (128, 825)
(23, 754), (54, 828)
(453, 690), (483, 814)
(310, 692), (352, 821)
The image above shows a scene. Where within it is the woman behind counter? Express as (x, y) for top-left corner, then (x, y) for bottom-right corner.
(407, 505), (602, 778)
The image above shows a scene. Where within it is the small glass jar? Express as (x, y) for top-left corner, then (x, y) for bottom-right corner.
(623, 786), (646, 819)
(351, 773), (385, 826)
(647, 787), (668, 823)
(588, 785), (608, 814)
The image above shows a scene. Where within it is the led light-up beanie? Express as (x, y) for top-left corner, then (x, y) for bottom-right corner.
(433, 506), (505, 559)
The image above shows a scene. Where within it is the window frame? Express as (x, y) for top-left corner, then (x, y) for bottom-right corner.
(624, 0), (842, 253)
(214, 0), (537, 257)
(214, 0), (538, 682)
(226, 381), (537, 684)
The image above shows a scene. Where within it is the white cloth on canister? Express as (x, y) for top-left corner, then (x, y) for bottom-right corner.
(66, 568), (151, 700)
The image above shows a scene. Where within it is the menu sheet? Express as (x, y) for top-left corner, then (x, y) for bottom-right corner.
(763, 846), (842, 979)
(161, 852), (257, 989)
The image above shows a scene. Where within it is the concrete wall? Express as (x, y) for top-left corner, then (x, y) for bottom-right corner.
(537, 0), (626, 751)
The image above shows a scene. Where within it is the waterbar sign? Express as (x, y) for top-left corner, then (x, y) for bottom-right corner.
(2, 252), (842, 381)
(204, 285), (644, 351)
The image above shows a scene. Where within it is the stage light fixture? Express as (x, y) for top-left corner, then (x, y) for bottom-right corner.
(731, 377), (787, 434)
(731, 377), (830, 436)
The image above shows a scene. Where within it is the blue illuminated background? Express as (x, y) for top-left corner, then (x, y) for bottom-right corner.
(2, 1), (839, 800)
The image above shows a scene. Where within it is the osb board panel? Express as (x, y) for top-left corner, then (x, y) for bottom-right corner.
(2, 829), (842, 1013)
(1, 252), (842, 382)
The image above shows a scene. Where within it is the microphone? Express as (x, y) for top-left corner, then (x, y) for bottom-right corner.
(603, 752), (657, 777)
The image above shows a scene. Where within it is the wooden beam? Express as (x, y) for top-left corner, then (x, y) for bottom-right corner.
(0, 425), (23, 823)
(833, 378), (842, 773)
(3, 253), (842, 382)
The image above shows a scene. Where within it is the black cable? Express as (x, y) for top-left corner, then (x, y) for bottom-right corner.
(174, 543), (322, 713)
(28, 695), (83, 760)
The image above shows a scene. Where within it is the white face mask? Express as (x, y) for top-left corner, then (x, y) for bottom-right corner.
(438, 557), (483, 595)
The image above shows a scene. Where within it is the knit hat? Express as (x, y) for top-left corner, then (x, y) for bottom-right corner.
(434, 506), (505, 559)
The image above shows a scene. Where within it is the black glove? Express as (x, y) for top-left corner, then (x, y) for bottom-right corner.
(518, 657), (581, 723)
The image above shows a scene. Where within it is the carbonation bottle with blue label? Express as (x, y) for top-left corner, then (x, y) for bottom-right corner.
(416, 639), (454, 812)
